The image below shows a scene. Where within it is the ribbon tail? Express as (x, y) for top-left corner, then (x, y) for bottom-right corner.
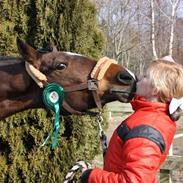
(41, 128), (54, 147)
(52, 103), (60, 149)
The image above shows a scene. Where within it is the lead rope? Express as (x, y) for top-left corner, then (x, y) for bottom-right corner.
(63, 161), (92, 183)
(96, 112), (108, 157)
(63, 113), (108, 182)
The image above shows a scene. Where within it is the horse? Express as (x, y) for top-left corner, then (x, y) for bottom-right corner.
(0, 38), (136, 119)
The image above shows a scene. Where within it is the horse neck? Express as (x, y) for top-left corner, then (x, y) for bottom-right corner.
(0, 58), (43, 119)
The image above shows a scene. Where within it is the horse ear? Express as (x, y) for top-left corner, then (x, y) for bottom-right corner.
(16, 37), (40, 69)
(47, 42), (57, 52)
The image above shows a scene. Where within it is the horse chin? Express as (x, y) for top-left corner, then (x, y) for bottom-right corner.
(115, 94), (131, 103)
(110, 89), (134, 103)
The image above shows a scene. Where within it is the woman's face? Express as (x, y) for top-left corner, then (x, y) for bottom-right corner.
(136, 74), (157, 100)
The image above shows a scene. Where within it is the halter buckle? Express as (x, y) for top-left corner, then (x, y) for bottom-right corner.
(88, 79), (98, 90)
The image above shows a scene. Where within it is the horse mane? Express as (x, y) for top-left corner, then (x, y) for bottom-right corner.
(0, 56), (19, 60)
(0, 56), (23, 66)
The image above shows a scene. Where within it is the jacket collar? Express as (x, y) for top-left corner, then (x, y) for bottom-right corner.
(131, 95), (169, 113)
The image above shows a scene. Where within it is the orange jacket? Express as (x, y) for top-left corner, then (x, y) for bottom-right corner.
(81, 96), (176, 183)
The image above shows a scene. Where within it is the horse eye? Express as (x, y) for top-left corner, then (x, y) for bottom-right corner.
(56, 63), (67, 70)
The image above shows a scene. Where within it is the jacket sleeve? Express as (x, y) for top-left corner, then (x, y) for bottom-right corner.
(80, 138), (162, 183)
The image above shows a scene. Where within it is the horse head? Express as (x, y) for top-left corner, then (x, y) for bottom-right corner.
(0, 38), (136, 118)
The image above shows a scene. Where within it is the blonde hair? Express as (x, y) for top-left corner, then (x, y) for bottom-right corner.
(146, 60), (183, 103)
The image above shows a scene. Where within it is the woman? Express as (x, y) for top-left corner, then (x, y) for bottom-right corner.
(80, 58), (183, 183)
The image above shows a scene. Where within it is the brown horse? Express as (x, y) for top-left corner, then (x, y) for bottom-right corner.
(0, 38), (136, 119)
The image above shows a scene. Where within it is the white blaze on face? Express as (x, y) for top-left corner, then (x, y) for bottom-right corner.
(125, 68), (136, 80)
(64, 52), (83, 57)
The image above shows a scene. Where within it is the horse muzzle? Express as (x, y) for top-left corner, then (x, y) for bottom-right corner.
(117, 70), (136, 85)
(110, 70), (137, 102)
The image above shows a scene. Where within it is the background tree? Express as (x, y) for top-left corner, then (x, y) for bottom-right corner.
(0, 0), (106, 182)
(168, 0), (180, 55)
(0, 0), (105, 58)
(151, 0), (158, 59)
(95, 0), (183, 73)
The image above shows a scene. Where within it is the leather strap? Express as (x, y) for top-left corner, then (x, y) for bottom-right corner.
(92, 90), (102, 109)
(64, 83), (88, 92)
(62, 101), (84, 115)
(61, 57), (116, 114)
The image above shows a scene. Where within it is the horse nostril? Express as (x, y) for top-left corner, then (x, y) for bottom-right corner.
(117, 71), (134, 85)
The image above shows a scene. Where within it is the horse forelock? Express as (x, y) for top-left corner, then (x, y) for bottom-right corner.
(63, 52), (83, 57)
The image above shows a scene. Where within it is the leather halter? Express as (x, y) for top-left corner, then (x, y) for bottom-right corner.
(25, 57), (117, 115)
(62, 57), (117, 115)
(62, 79), (99, 115)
